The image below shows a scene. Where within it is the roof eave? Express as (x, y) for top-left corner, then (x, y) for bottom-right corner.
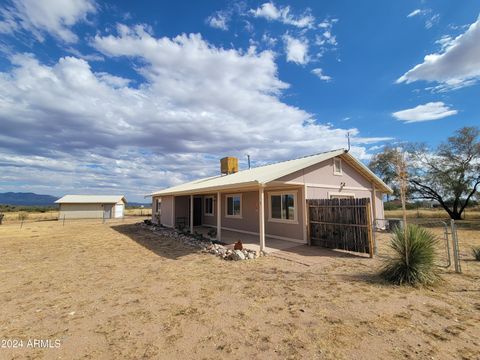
(150, 180), (261, 197)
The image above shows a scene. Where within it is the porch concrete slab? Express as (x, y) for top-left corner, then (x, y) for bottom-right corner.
(194, 227), (301, 254)
(270, 245), (370, 266)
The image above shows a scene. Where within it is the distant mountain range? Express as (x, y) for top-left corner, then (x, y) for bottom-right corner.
(0, 192), (150, 206)
(0, 192), (59, 206)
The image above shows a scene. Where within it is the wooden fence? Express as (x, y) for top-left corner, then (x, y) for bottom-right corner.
(308, 198), (373, 256)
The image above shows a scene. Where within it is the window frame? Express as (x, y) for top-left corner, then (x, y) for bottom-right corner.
(328, 192), (355, 200)
(333, 157), (343, 176)
(225, 194), (242, 218)
(268, 190), (298, 224)
(204, 196), (214, 216)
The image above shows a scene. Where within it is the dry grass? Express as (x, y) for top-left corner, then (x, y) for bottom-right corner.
(1, 208), (151, 223)
(0, 219), (479, 359)
(385, 208), (480, 220)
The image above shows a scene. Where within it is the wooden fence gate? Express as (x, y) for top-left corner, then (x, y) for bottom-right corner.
(308, 198), (373, 257)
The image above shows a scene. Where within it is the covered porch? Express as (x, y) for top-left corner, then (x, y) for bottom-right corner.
(193, 226), (301, 254)
(163, 184), (307, 253)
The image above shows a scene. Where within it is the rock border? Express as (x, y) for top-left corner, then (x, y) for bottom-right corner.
(140, 222), (259, 261)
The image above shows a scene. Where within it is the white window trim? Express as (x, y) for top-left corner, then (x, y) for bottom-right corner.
(333, 158), (343, 176)
(225, 194), (242, 219)
(328, 192), (355, 199)
(204, 196), (214, 216)
(268, 190), (298, 224)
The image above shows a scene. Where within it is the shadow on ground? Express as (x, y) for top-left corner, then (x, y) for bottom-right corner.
(111, 223), (199, 260)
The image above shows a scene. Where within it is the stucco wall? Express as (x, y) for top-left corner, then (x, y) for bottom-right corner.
(279, 157), (371, 189)
(59, 203), (105, 219)
(221, 191), (259, 233)
(159, 196), (174, 227)
(175, 196), (190, 225)
(264, 188), (304, 242)
(202, 194), (217, 227)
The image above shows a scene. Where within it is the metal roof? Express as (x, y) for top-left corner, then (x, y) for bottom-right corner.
(55, 195), (127, 204)
(151, 149), (393, 196)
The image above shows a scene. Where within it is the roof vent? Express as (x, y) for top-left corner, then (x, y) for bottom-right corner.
(220, 157), (239, 175)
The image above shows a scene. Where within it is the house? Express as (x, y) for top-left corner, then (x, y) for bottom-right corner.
(150, 149), (392, 251)
(55, 195), (127, 219)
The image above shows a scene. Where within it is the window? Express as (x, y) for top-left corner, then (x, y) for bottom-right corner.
(333, 157), (342, 175)
(205, 196), (214, 216)
(269, 191), (297, 223)
(156, 199), (161, 213)
(226, 194), (242, 218)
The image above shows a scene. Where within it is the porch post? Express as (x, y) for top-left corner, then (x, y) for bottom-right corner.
(259, 186), (265, 253)
(216, 192), (222, 241)
(190, 194), (194, 234)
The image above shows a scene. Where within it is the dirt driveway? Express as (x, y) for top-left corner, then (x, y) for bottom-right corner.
(0, 219), (479, 359)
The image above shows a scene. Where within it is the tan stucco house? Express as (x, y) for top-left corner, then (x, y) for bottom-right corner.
(150, 149), (392, 252)
(55, 195), (127, 219)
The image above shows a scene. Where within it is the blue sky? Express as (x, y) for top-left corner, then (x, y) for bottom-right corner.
(0, 0), (479, 201)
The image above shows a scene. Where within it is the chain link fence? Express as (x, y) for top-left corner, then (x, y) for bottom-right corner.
(373, 218), (467, 273)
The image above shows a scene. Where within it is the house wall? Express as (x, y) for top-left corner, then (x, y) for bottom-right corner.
(221, 191), (259, 233)
(278, 157), (372, 189)
(278, 156), (385, 220)
(59, 203), (105, 219)
(159, 196), (174, 227)
(264, 188), (304, 242)
(175, 196), (190, 225)
(202, 194), (217, 227)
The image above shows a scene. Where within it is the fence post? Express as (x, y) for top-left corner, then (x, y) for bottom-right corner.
(63, 214), (66, 226)
(450, 220), (462, 273)
(366, 200), (374, 258)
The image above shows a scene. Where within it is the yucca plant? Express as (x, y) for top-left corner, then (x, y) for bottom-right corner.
(380, 224), (440, 286)
(472, 247), (480, 261)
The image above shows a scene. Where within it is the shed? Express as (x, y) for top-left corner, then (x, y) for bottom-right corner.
(55, 195), (127, 219)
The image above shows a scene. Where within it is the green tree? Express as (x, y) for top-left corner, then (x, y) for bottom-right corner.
(408, 127), (480, 220)
(368, 146), (401, 201)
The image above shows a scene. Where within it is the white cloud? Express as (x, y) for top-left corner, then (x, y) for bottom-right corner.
(314, 18), (338, 56)
(283, 34), (309, 64)
(311, 68), (331, 81)
(397, 16), (480, 91)
(261, 33), (277, 47)
(425, 14), (440, 29)
(206, 10), (230, 31)
(405, 8), (439, 29)
(392, 102), (458, 123)
(250, 2), (315, 29)
(0, 0), (96, 42)
(407, 9), (422, 18)
(0, 25), (389, 200)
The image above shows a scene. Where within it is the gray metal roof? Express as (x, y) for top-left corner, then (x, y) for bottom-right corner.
(151, 149), (393, 196)
(55, 195), (127, 204)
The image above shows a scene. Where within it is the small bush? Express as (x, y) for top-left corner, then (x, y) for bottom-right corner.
(380, 224), (440, 286)
(472, 247), (480, 261)
(18, 212), (29, 221)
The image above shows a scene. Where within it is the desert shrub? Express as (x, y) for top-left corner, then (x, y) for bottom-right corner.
(472, 247), (480, 261)
(380, 224), (440, 286)
(18, 212), (29, 221)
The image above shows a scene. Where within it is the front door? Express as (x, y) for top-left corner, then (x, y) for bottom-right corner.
(103, 204), (113, 219)
(193, 197), (202, 226)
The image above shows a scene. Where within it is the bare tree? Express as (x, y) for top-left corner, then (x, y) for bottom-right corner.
(408, 127), (480, 220)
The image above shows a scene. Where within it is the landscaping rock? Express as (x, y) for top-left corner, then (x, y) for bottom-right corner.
(233, 250), (245, 260)
(140, 222), (257, 261)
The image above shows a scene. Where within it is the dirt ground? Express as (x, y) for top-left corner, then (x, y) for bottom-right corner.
(0, 219), (479, 360)
(1, 208), (152, 222)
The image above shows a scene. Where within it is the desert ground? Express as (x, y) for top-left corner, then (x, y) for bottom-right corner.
(0, 208), (152, 222)
(0, 218), (479, 359)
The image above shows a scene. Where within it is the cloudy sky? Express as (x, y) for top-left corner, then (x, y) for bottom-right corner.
(0, 0), (479, 202)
